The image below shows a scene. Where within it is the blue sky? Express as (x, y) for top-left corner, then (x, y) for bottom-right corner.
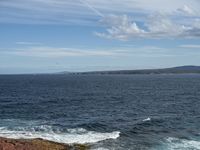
(0, 0), (200, 74)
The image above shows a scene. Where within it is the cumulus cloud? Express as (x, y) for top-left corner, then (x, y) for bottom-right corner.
(145, 13), (185, 37)
(95, 12), (200, 40)
(177, 5), (196, 16)
(95, 15), (145, 40)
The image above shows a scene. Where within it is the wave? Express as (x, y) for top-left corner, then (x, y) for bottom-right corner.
(0, 125), (120, 144)
(142, 117), (151, 122)
(91, 148), (110, 150)
(162, 137), (200, 150)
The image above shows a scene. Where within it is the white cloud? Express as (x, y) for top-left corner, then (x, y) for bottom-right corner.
(146, 13), (185, 37)
(80, 0), (104, 17)
(95, 12), (200, 40)
(1, 45), (177, 58)
(180, 44), (200, 48)
(15, 42), (41, 45)
(3, 46), (126, 58)
(1, 0), (200, 25)
(1, 0), (200, 39)
(177, 5), (196, 16)
(85, 0), (200, 14)
(95, 15), (145, 40)
(0, 0), (100, 25)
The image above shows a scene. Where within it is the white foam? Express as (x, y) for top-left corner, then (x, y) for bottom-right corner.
(0, 126), (120, 144)
(164, 137), (200, 150)
(143, 117), (151, 122)
(92, 148), (110, 150)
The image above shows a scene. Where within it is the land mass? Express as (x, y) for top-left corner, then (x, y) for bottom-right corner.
(70, 66), (200, 75)
(0, 137), (88, 150)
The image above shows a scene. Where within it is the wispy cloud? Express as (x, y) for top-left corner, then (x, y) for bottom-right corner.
(0, 0), (99, 25)
(80, 0), (104, 17)
(1, 45), (177, 58)
(1, 0), (199, 24)
(15, 42), (42, 45)
(3, 46), (126, 58)
(179, 44), (200, 48)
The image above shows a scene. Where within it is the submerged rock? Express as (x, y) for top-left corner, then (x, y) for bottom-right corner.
(0, 137), (89, 150)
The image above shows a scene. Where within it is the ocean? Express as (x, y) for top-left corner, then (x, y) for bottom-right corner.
(0, 74), (200, 149)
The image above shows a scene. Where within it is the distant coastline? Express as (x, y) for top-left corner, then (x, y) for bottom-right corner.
(67, 65), (200, 75)
(1, 66), (200, 75)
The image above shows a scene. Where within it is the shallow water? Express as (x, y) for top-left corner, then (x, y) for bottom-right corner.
(0, 74), (200, 149)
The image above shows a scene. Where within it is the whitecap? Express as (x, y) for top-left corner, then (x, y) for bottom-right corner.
(0, 126), (120, 144)
(164, 137), (200, 150)
(92, 148), (110, 150)
(143, 117), (151, 122)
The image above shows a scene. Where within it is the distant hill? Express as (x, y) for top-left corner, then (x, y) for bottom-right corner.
(72, 66), (200, 75)
(57, 71), (71, 74)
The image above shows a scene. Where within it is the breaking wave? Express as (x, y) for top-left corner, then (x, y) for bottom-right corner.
(162, 137), (200, 150)
(0, 125), (120, 144)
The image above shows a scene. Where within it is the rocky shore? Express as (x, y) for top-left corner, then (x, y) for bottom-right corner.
(0, 137), (89, 150)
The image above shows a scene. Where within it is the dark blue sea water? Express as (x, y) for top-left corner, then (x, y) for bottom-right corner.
(0, 74), (200, 149)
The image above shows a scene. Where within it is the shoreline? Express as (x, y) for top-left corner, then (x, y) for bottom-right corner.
(0, 137), (89, 150)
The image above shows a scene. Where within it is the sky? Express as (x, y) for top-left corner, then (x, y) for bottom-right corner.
(0, 0), (200, 74)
